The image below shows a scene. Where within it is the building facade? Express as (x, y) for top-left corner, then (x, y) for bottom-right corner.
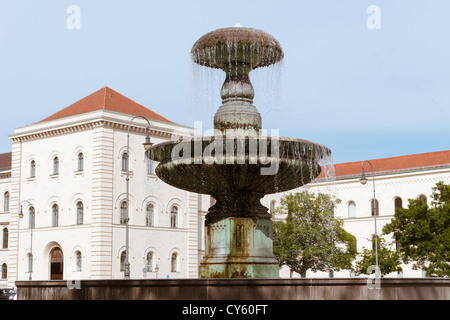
(1, 87), (210, 288)
(262, 150), (450, 278)
(0, 153), (12, 286)
(0, 87), (449, 288)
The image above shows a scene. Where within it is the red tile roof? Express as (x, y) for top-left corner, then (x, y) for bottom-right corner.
(317, 150), (450, 180)
(39, 86), (172, 123)
(0, 152), (12, 171)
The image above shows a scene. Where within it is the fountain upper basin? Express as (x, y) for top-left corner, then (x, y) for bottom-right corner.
(191, 27), (284, 71)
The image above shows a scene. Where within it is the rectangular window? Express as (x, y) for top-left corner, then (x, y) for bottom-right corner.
(30, 161), (36, 178)
(52, 205), (59, 227)
(53, 157), (59, 175)
(371, 199), (379, 216)
(2, 228), (8, 249)
(78, 153), (84, 171)
(28, 254), (33, 273)
(120, 202), (127, 225)
(122, 153), (128, 171)
(77, 202), (83, 225)
(4, 192), (9, 212)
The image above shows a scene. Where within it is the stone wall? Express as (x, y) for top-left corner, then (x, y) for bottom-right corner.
(15, 278), (450, 300)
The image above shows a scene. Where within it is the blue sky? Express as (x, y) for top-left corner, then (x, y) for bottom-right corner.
(0, 0), (449, 164)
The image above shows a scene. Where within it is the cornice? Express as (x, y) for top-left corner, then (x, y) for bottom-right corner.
(9, 112), (190, 144)
(309, 167), (450, 189)
(0, 171), (11, 179)
(10, 121), (100, 143)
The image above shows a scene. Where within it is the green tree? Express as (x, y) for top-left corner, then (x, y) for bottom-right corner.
(273, 191), (357, 277)
(382, 181), (450, 277)
(355, 237), (402, 276)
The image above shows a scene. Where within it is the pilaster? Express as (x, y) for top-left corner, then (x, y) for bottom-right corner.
(7, 141), (22, 287)
(187, 192), (199, 278)
(90, 125), (114, 279)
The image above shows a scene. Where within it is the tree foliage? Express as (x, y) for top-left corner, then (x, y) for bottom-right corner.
(355, 237), (402, 276)
(273, 191), (356, 277)
(382, 181), (450, 277)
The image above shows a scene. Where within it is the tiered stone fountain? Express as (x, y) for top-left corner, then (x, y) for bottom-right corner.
(149, 26), (331, 278)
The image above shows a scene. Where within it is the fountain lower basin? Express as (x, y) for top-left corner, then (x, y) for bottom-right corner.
(150, 136), (330, 196)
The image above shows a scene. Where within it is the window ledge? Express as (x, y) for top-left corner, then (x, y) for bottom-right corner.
(121, 170), (134, 177)
(74, 170), (84, 177)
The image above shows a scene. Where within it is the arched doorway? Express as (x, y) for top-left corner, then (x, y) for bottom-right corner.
(50, 247), (64, 280)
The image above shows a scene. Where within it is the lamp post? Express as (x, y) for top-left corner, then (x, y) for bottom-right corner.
(124, 115), (153, 279)
(19, 200), (34, 280)
(360, 160), (379, 278)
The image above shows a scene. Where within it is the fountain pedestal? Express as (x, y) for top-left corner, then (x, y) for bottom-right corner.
(199, 217), (279, 278)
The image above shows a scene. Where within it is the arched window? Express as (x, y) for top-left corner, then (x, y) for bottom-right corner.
(418, 195), (427, 205)
(269, 200), (276, 216)
(120, 201), (127, 225)
(52, 204), (59, 227)
(120, 251), (126, 271)
(3, 192), (9, 212)
(171, 253), (178, 272)
(2, 228), (8, 249)
(371, 199), (379, 216)
(146, 204), (154, 227)
(1, 263), (7, 279)
(30, 160), (36, 178)
(122, 152), (128, 171)
(146, 251), (154, 272)
(27, 253), (33, 273)
(170, 206), (178, 228)
(77, 153), (84, 171)
(394, 197), (403, 211)
(75, 251), (82, 271)
(76, 202), (83, 225)
(29, 206), (35, 229)
(348, 201), (356, 218)
(53, 157), (59, 175)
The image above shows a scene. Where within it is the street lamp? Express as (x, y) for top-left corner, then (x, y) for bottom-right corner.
(360, 160), (379, 278)
(19, 200), (34, 280)
(124, 115), (153, 279)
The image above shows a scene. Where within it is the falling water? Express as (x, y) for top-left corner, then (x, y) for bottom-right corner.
(190, 39), (284, 132)
(189, 62), (222, 135)
(250, 60), (284, 131)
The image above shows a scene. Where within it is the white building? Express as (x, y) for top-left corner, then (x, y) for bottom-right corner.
(1, 87), (210, 288)
(0, 152), (12, 285)
(262, 150), (450, 278)
(0, 87), (449, 288)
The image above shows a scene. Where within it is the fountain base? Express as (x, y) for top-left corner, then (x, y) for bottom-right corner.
(199, 217), (279, 278)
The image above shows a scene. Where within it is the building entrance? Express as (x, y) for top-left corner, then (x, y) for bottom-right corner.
(50, 247), (63, 280)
